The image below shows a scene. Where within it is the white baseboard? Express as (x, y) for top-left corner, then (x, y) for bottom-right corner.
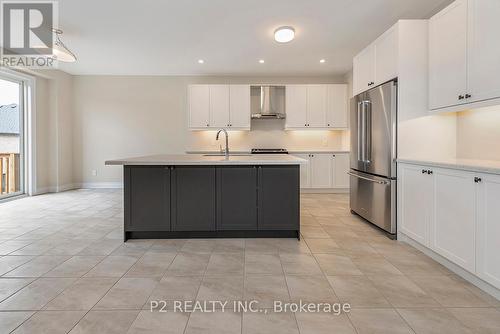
(399, 233), (500, 301)
(301, 188), (349, 194)
(79, 182), (123, 189)
(33, 182), (122, 195)
(34, 186), (51, 195)
(34, 183), (80, 195)
(56, 183), (80, 192)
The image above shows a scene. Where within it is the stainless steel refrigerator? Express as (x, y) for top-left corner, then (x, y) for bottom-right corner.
(349, 80), (397, 237)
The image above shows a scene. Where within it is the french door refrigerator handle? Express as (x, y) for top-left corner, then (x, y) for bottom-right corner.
(357, 101), (363, 162)
(360, 101), (368, 163)
(364, 100), (372, 164)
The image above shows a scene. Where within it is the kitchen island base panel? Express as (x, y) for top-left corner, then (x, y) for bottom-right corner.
(125, 230), (300, 241)
(123, 165), (300, 241)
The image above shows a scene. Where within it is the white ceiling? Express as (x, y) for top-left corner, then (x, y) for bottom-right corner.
(58, 0), (452, 76)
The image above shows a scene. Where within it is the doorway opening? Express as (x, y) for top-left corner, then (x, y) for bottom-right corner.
(0, 71), (34, 200)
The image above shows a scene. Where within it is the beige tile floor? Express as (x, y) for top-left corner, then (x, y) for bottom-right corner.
(0, 189), (498, 333)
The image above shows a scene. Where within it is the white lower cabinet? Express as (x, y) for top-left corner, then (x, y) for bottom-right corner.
(294, 153), (349, 190)
(476, 173), (500, 289)
(310, 154), (332, 188)
(332, 153), (350, 188)
(431, 168), (476, 273)
(399, 164), (433, 246)
(399, 163), (500, 290)
(295, 154), (311, 189)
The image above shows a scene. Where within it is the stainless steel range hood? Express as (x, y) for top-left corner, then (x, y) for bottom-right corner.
(251, 85), (286, 119)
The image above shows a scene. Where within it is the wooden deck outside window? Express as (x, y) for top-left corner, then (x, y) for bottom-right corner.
(0, 153), (20, 194)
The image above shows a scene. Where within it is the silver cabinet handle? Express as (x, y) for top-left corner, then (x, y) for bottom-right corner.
(348, 172), (389, 185)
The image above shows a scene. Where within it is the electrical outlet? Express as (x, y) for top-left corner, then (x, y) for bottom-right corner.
(91, 169), (97, 176)
(322, 137), (328, 147)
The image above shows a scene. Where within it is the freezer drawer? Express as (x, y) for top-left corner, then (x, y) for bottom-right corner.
(349, 170), (396, 234)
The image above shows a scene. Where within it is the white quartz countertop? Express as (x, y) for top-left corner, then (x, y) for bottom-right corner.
(398, 157), (500, 175)
(105, 154), (307, 166)
(185, 150), (350, 154)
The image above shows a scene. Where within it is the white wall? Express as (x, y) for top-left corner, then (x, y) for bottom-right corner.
(13, 69), (75, 194)
(48, 70), (74, 190)
(457, 105), (500, 161)
(398, 113), (457, 160)
(72, 75), (347, 186)
(33, 74), (59, 193)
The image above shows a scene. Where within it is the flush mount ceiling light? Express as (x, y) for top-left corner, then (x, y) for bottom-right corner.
(319, 59), (326, 63)
(52, 29), (77, 62)
(259, 59), (265, 64)
(274, 26), (295, 43)
(198, 59), (204, 64)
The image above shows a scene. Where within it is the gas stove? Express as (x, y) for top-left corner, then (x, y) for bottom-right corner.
(251, 148), (288, 154)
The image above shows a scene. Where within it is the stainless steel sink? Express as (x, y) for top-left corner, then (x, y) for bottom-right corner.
(203, 153), (252, 157)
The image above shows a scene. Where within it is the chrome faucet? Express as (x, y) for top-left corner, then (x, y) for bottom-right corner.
(216, 129), (229, 158)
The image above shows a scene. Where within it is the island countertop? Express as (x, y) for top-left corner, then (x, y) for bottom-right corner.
(105, 154), (307, 166)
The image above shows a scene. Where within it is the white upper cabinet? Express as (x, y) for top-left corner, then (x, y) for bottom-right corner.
(332, 153), (350, 188)
(430, 168), (476, 273)
(429, 0), (468, 110)
(429, 0), (500, 111)
(353, 45), (375, 95)
(467, 0), (500, 104)
(286, 84), (348, 129)
(188, 84), (250, 130)
(306, 85), (327, 128)
(399, 164), (433, 246)
(476, 173), (500, 289)
(189, 85), (210, 128)
(374, 26), (398, 86)
(285, 85), (308, 128)
(353, 24), (399, 96)
(209, 85), (230, 128)
(229, 85), (250, 129)
(326, 85), (348, 129)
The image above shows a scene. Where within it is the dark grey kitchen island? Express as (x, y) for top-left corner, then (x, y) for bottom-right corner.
(105, 154), (305, 241)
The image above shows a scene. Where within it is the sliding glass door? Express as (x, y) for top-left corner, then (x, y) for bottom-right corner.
(0, 76), (24, 199)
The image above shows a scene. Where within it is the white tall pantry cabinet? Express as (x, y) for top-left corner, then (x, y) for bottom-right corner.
(429, 0), (500, 111)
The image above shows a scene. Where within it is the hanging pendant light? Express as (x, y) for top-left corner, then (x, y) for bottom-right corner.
(52, 29), (77, 62)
